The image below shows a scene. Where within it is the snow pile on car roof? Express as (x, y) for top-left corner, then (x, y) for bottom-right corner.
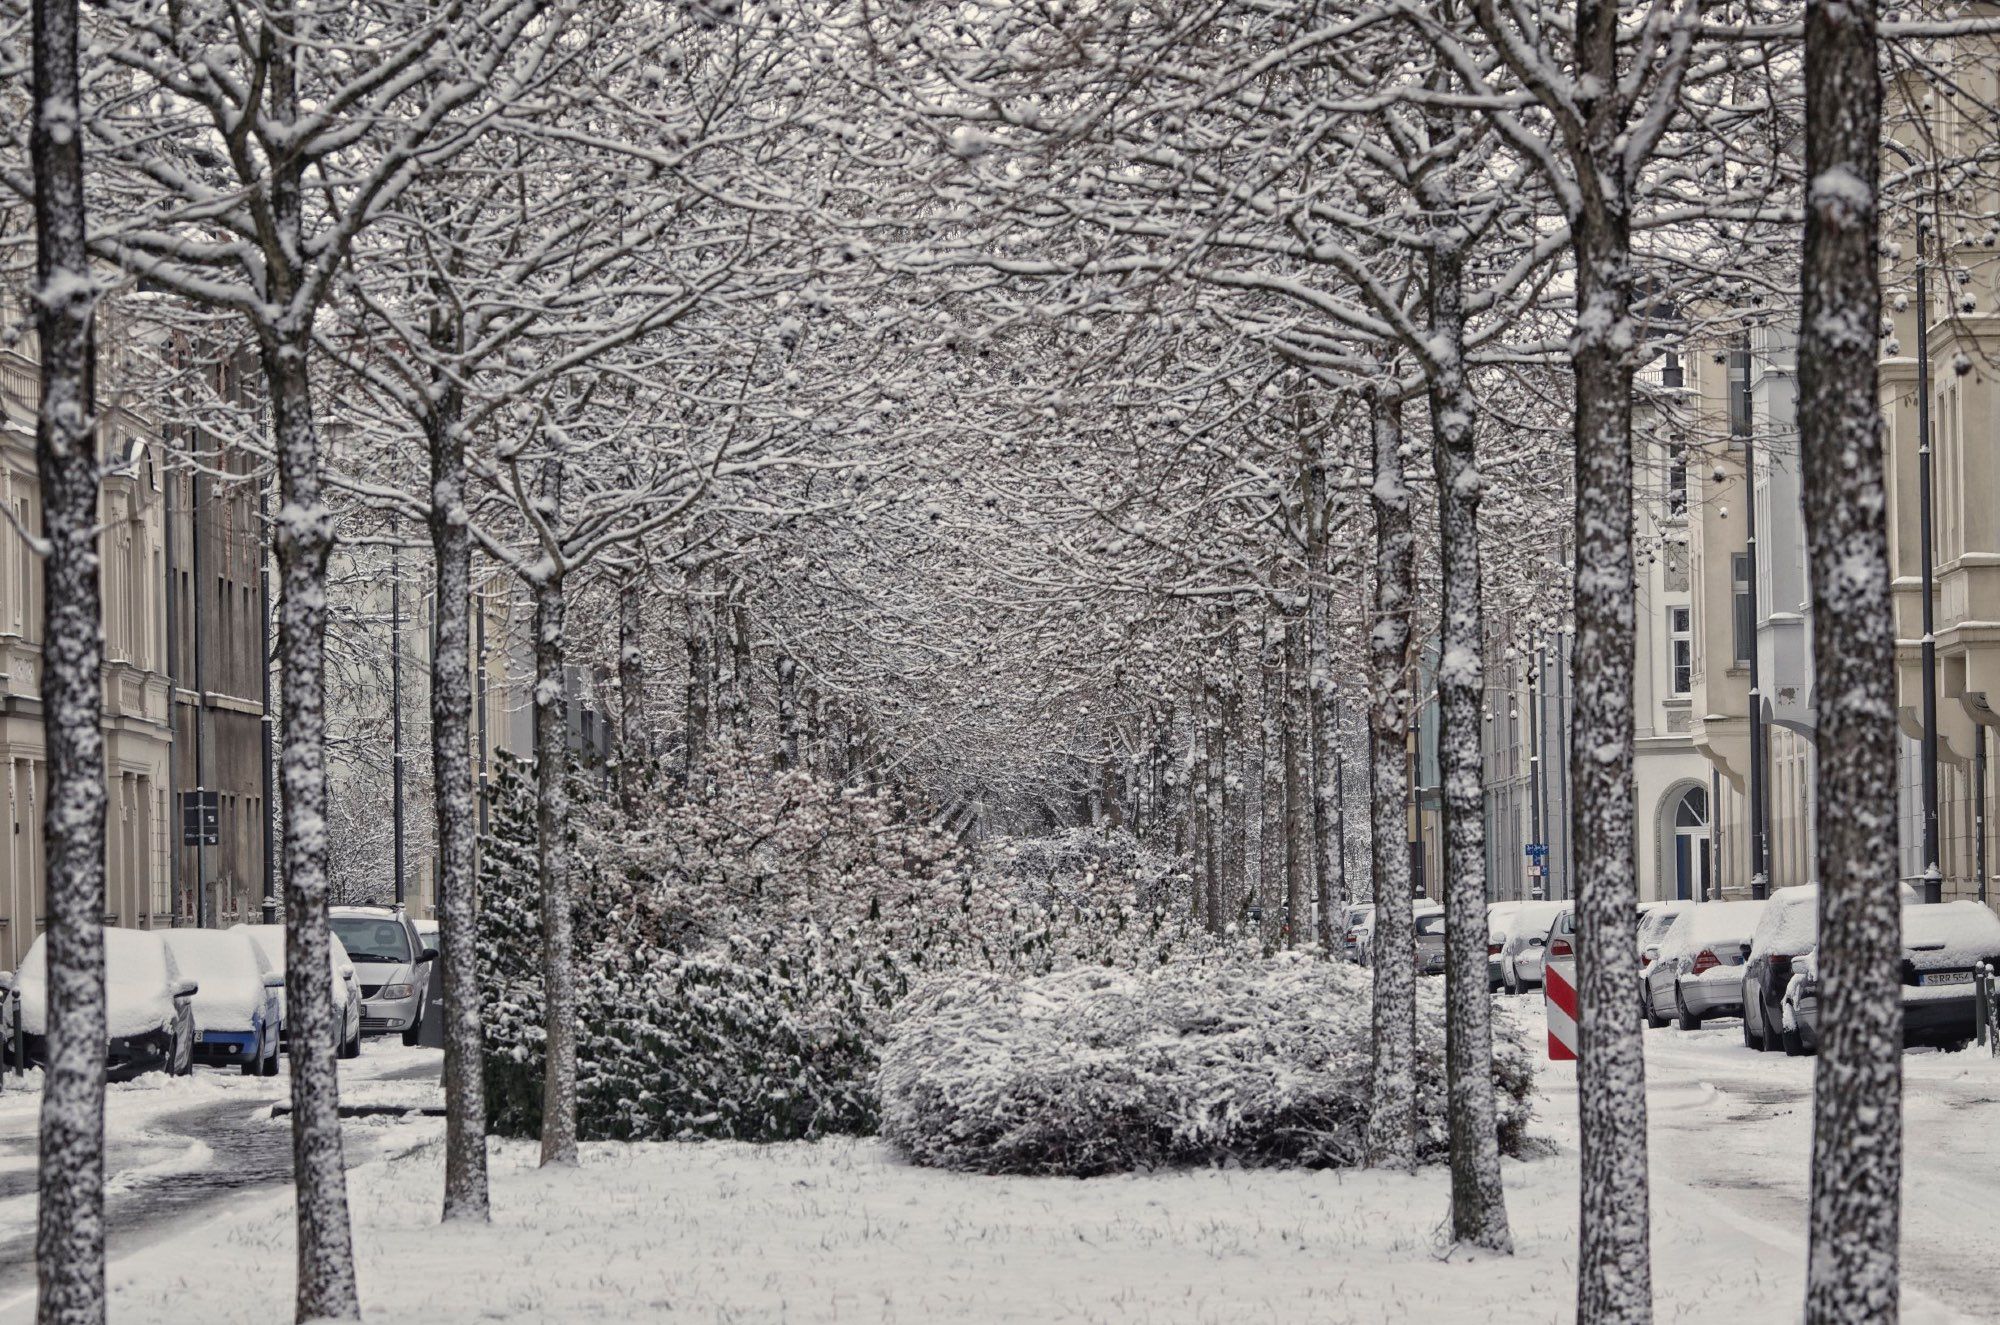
(1901, 901), (2000, 968)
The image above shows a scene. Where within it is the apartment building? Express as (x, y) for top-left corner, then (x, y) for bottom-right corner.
(1481, 354), (1709, 905)
(0, 296), (269, 971)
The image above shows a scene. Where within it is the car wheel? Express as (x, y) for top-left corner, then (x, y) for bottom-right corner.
(401, 1004), (425, 1048)
(1645, 992), (1669, 1029)
(242, 1029), (263, 1076)
(263, 1029), (282, 1076)
(1782, 1024), (1809, 1056)
(341, 1015), (362, 1060)
(1742, 993), (1763, 1050)
(1756, 995), (1785, 1052)
(1675, 984), (1701, 1032)
(1503, 966), (1520, 996)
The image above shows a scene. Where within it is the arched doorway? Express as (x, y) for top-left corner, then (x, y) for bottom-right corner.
(1670, 785), (1710, 901)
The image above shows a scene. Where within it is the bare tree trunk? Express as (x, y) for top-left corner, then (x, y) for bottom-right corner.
(531, 465), (578, 1169)
(617, 567), (646, 813)
(1282, 613), (1307, 948)
(1569, 197), (1653, 1325)
(683, 570), (709, 780)
(31, 1), (107, 1313)
(425, 367), (488, 1223)
(775, 654), (799, 769)
(1427, 233), (1511, 1252)
(1307, 453), (1342, 956)
(267, 339), (359, 1320)
(262, 25), (359, 1300)
(1204, 674), (1225, 933)
(1366, 386), (1419, 1171)
(1798, 4), (1901, 1317)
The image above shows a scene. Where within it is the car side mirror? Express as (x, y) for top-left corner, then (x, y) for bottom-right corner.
(419, 947), (439, 964)
(1741, 942), (1753, 960)
(264, 972), (285, 988)
(338, 966), (354, 982)
(1529, 936), (1547, 948)
(174, 979), (199, 999)
(1643, 947), (1659, 959)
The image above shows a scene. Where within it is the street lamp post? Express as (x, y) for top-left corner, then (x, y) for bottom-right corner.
(391, 545), (406, 907)
(1885, 137), (1942, 903)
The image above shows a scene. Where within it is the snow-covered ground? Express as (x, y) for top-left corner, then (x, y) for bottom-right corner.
(4, 1023), (1992, 1323)
(0, 1041), (445, 1314)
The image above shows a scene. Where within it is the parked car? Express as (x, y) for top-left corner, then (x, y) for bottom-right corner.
(1414, 906), (1446, 977)
(330, 906), (438, 1045)
(1488, 902), (1523, 990)
(161, 929), (284, 1076)
(1542, 906), (1577, 993)
(234, 923), (363, 1059)
(1786, 900), (2000, 1054)
(1643, 900), (1765, 1029)
(1347, 904), (1444, 972)
(1637, 900), (1694, 1019)
(4, 928), (197, 1078)
(1340, 905), (1375, 964)
(1494, 901), (1567, 994)
(1740, 886), (1817, 1051)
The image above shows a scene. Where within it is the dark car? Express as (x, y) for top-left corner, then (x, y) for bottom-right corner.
(4, 928), (198, 1079)
(1785, 900), (2000, 1054)
(1741, 885), (1817, 1052)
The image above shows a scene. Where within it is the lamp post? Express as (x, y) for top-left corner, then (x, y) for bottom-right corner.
(1885, 137), (1941, 903)
(391, 544), (406, 907)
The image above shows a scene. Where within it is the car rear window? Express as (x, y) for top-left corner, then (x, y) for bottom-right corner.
(1902, 902), (2000, 965)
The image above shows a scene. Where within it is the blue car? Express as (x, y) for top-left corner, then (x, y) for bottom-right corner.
(161, 929), (284, 1076)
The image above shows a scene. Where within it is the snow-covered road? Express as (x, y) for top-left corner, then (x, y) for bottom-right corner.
(4, 1027), (1994, 1322)
(0, 1042), (443, 1313)
(1633, 1023), (2000, 1320)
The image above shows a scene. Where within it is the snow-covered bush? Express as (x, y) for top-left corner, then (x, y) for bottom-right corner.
(480, 753), (933, 1142)
(877, 955), (1535, 1176)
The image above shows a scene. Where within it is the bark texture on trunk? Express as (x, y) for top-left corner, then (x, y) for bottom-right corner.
(1798, 3), (1901, 1317)
(1281, 613), (1307, 948)
(1365, 388), (1418, 1171)
(1427, 240), (1512, 1254)
(31, 0), (108, 1314)
(263, 27), (358, 1302)
(618, 569), (646, 811)
(533, 548), (579, 1168)
(268, 342), (360, 1321)
(426, 382), (488, 1223)
(684, 571), (710, 778)
(1569, 226), (1653, 1325)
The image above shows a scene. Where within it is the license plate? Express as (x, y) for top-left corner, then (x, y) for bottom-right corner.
(1921, 971), (1974, 987)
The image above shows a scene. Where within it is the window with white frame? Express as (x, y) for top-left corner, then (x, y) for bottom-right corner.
(1669, 605), (1693, 697)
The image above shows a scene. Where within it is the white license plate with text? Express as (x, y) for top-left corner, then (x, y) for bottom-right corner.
(1921, 971), (1974, 987)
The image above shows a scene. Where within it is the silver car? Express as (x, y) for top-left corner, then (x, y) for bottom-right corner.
(330, 906), (437, 1045)
(1643, 900), (1765, 1029)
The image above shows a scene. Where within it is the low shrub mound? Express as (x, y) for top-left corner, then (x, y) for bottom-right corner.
(878, 956), (1534, 1175)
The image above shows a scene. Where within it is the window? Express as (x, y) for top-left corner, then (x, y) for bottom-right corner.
(1667, 442), (1688, 517)
(1732, 553), (1754, 665)
(1728, 348), (1753, 437)
(1669, 606), (1693, 697)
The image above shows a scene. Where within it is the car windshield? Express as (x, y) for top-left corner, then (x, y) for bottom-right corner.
(330, 917), (411, 963)
(1415, 912), (1445, 938)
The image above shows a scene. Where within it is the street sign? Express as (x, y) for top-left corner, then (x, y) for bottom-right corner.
(1525, 842), (1549, 860)
(180, 790), (219, 847)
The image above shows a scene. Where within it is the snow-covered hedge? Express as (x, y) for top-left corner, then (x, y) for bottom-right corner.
(878, 956), (1535, 1176)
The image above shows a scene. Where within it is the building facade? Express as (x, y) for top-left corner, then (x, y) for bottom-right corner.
(0, 298), (269, 971)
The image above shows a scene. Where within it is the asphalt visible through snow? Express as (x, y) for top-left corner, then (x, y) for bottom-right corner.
(1629, 1018), (2000, 1321)
(0, 1043), (443, 1306)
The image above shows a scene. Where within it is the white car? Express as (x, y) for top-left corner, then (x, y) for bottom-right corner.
(1637, 901), (1694, 1018)
(5, 928), (197, 1078)
(234, 923), (363, 1059)
(161, 929), (284, 1076)
(1487, 902), (1523, 990)
(1643, 900), (1766, 1029)
(330, 906), (438, 1044)
(1494, 901), (1568, 994)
